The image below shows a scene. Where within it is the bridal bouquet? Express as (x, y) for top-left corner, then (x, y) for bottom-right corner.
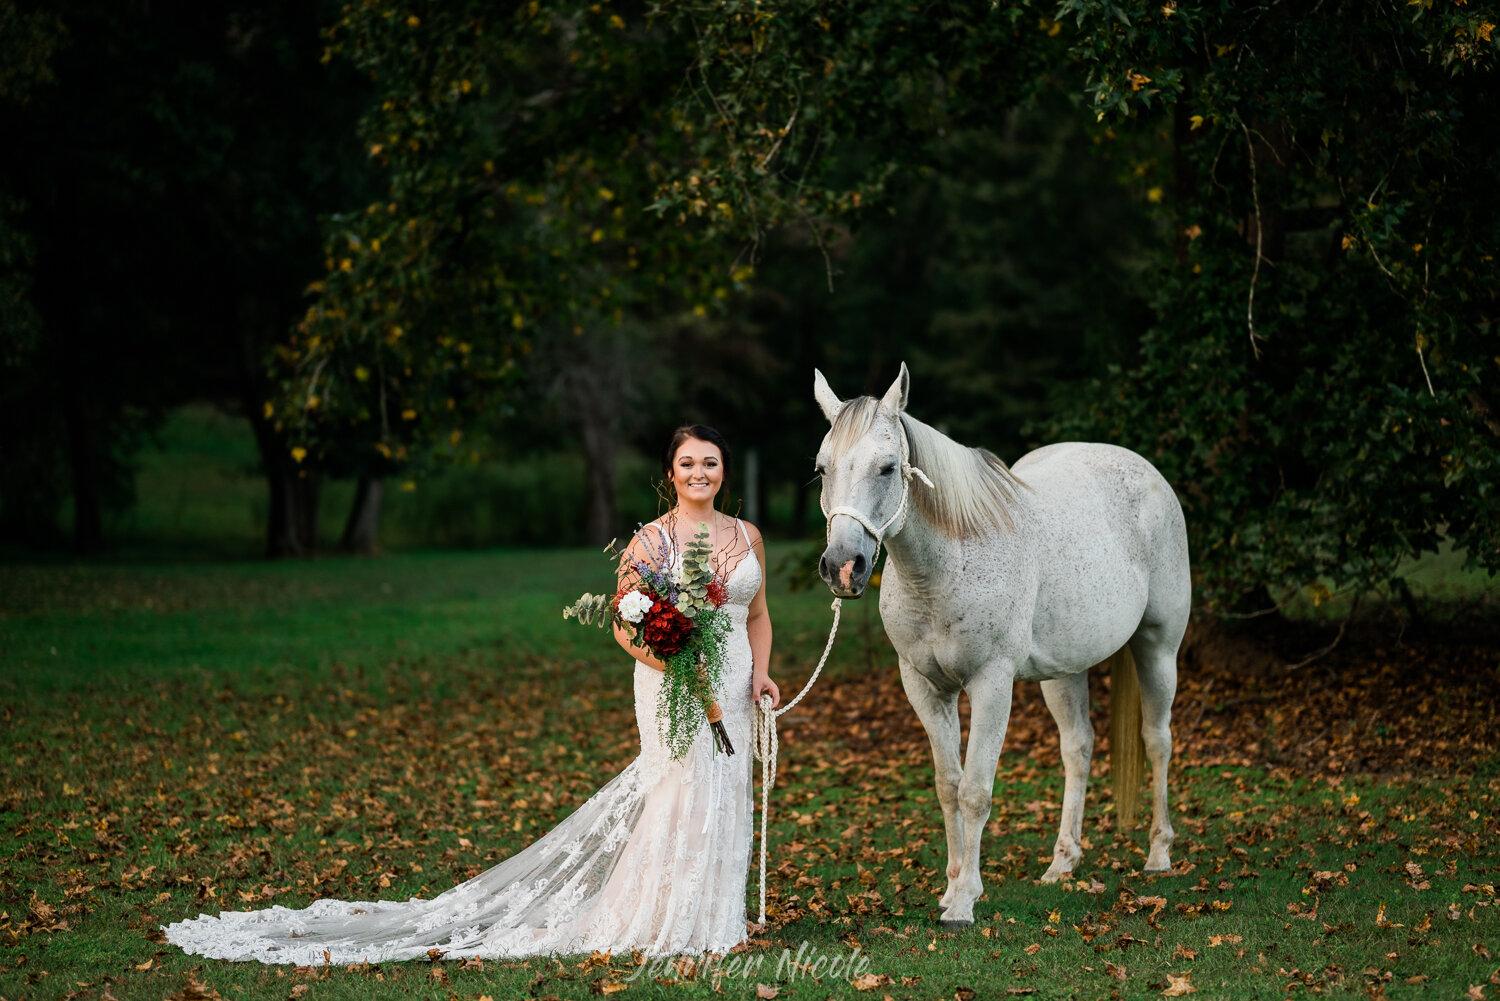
(563, 522), (735, 760)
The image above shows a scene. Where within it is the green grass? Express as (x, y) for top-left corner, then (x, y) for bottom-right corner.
(3, 550), (1499, 1001)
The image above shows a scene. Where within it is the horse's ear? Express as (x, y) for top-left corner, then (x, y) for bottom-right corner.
(813, 368), (843, 424)
(880, 362), (910, 413)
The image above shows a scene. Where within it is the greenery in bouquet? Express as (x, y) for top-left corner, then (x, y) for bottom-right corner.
(563, 522), (734, 759)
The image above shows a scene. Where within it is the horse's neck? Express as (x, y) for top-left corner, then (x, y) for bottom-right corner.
(883, 502), (1029, 610)
(882, 509), (957, 604)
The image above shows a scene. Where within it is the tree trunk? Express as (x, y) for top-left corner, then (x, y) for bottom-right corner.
(340, 475), (383, 554)
(63, 388), (104, 553)
(791, 479), (811, 540)
(580, 417), (617, 546)
(292, 469), (320, 555)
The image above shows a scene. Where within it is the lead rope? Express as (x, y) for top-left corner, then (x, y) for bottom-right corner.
(750, 426), (932, 925)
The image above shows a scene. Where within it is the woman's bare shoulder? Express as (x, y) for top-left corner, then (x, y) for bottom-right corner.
(737, 518), (765, 547)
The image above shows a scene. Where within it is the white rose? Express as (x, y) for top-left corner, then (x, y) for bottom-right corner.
(617, 589), (654, 624)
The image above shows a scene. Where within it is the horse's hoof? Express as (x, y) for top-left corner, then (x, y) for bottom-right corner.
(1144, 865), (1172, 874)
(938, 918), (974, 930)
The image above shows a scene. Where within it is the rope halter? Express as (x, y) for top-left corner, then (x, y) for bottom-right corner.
(819, 417), (934, 570)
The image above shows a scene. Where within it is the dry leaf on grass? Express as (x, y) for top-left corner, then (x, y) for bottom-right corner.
(1163, 972), (1197, 996)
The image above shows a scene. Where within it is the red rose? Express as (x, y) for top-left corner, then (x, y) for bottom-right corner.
(642, 599), (693, 656)
(705, 578), (728, 609)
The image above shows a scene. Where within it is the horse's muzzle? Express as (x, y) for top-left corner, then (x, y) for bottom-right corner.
(818, 548), (870, 598)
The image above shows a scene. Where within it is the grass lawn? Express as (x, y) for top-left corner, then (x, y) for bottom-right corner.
(3, 547), (1499, 1001)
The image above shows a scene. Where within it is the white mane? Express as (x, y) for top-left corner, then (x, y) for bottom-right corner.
(827, 397), (1025, 537)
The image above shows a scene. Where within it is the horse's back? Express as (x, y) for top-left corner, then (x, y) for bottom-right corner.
(1012, 442), (1190, 656)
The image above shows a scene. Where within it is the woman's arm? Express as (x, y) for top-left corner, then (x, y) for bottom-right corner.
(613, 527), (668, 672)
(743, 521), (780, 708)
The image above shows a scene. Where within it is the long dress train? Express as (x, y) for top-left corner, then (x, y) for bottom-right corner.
(163, 525), (760, 964)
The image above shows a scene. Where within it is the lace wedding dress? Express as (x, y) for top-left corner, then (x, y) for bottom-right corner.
(164, 523), (760, 964)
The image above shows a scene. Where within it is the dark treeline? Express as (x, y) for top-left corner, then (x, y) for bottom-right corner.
(1, 0), (1496, 617)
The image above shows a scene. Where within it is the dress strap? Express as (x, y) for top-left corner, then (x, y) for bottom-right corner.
(737, 518), (751, 546)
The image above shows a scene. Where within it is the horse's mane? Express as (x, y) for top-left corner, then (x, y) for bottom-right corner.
(827, 397), (1026, 537)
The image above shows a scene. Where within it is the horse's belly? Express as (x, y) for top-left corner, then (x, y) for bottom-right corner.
(1019, 563), (1150, 679)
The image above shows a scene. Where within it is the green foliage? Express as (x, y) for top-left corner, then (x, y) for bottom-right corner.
(1041, 0), (1500, 611)
(653, 523), (732, 758)
(273, 0), (736, 478)
(651, 1), (1064, 250)
(678, 0), (1500, 615)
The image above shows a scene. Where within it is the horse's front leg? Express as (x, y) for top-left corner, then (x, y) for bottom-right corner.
(897, 661), (965, 914)
(942, 664), (1015, 927)
(1039, 672), (1093, 883)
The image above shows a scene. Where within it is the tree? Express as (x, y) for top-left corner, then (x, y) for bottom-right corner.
(1042, 0), (1500, 611)
(670, 0), (1499, 614)
(0, 0), (375, 555)
(269, 0), (745, 544)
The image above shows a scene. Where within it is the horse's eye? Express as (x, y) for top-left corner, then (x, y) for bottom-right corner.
(815, 464), (827, 477)
(879, 463), (896, 476)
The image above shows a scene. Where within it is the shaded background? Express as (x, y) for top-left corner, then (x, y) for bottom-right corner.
(2, 0), (1496, 619)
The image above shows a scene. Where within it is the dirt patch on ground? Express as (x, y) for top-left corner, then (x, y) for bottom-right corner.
(781, 615), (1500, 780)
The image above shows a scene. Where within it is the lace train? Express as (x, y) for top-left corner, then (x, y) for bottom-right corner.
(164, 528), (761, 964)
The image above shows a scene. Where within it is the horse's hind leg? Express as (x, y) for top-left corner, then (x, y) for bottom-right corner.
(1039, 671), (1093, 883)
(898, 660), (966, 914)
(1129, 626), (1180, 872)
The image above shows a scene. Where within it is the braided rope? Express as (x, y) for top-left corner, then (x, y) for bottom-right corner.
(749, 420), (932, 925)
(751, 597), (840, 924)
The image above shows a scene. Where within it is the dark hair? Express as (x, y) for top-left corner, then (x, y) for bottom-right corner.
(662, 424), (732, 496)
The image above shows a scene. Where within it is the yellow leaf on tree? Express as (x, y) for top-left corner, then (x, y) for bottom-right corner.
(291, 447), (308, 464)
(401, 409), (417, 420)
(1148, 187), (1164, 203)
(1189, 114), (1205, 130)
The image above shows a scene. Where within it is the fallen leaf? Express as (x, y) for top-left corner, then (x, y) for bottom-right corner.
(166, 976), (227, 1001)
(1105, 961), (1128, 981)
(1174, 943), (1197, 961)
(756, 986), (779, 1000)
(599, 983), (628, 995)
(851, 972), (892, 991)
(1024, 943), (1042, 955)
(1466, 987), (1484, 1000)
(1163, 972), (1197, 996)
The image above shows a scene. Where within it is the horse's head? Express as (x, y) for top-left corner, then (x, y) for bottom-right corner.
(812, 363), (914, 599)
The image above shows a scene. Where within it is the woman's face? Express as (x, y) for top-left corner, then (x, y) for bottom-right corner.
(671, 437), (724, 503)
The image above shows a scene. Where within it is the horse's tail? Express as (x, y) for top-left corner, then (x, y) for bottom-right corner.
(1109, 646), (1145, 827)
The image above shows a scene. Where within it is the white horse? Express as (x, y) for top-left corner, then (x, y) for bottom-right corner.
(813, 364), (1190, 927)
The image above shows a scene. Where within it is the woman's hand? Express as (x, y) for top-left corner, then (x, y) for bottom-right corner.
(752, 672), (780, 710)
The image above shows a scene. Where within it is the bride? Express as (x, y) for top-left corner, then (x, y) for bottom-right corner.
(164, 424), (781, 963)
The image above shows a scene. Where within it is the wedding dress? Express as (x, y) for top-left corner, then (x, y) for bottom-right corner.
(164, 522), (760, 964)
